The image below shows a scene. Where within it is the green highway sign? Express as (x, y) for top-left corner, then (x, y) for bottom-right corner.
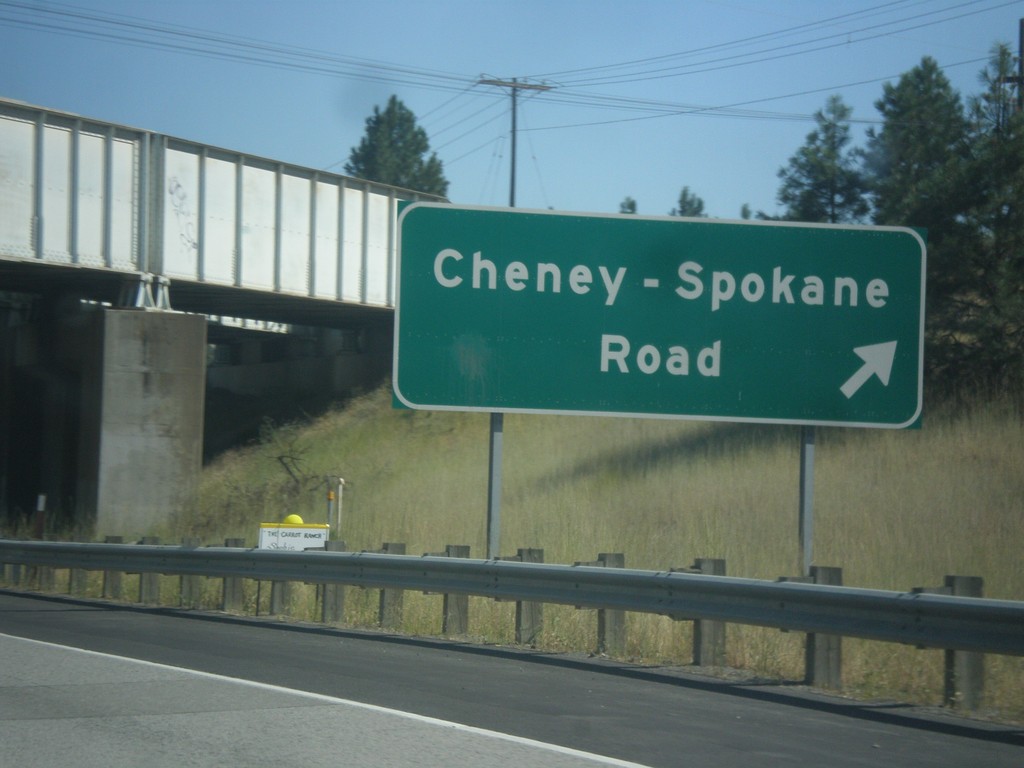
(394, 204), (926, 428)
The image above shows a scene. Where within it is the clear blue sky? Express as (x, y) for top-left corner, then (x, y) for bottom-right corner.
(2, 0), (1022, 219)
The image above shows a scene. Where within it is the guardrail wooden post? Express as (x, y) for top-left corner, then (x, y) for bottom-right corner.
(138, 537), (161, 605)
(180, 538), (202, 608)
(6, 558), (22, 586)
(806, 566), (842, 689)
(515, 548), (544, 645)
(269, 581), (289, 614)
(575, 553), (627, 655)
(68, 566), (89, 595)
(69, 538), (88, 596)
(671, 559), (728, 665)
(944, 575), (984, 711)
(35, 564), (52, 590)
(37, 553), (55, 592)
(597, 553), (626, 655)
(442, 545), (470, 635)
(693, 558), (727, 666)
(101, 535), (123, 599)
(378, 542), (405, 629)
(221, 538), (245, 612)
(321, 540), (347, 623)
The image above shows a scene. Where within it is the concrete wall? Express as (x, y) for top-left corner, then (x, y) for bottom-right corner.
(89, 310), (207, 539)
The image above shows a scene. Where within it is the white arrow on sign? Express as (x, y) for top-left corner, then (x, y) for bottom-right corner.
(841, 341), (898, 399)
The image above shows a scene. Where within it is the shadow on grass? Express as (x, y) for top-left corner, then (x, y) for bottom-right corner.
(531, 420), (824, 495)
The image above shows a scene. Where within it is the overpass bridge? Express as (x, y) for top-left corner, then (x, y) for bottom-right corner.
(0, 97), (444, 537)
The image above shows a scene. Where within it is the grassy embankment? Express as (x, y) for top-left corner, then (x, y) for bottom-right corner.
(171, 383), (1024, 720)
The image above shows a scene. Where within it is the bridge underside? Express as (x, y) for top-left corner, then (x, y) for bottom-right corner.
(0, 258), (394, 330)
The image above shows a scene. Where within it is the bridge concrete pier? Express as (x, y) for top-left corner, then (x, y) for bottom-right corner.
(85, 309), (207, 538)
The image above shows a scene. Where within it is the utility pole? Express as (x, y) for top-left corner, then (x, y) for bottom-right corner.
(999, 19), (1024, 112)
(477, 77), (552, 558)
(477, 78), (552, 206)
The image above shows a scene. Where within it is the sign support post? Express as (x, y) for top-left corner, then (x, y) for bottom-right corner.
(799, 426), (815, 577)
(486, 413), (503, 559)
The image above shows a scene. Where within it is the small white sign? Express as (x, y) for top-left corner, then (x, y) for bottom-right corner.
(258, 523), (330, 551)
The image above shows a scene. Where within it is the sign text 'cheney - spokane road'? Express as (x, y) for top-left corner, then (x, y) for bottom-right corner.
(394, 204), (926, 428)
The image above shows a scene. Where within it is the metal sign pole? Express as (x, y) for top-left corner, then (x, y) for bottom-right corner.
(486, 413), (503, 559)
(799, 426), (815, 577)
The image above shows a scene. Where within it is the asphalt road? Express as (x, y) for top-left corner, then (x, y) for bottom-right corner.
(1, 589), (1021, 767)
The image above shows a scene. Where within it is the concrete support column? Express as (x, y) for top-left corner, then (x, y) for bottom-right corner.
(86, 309), (206, 538)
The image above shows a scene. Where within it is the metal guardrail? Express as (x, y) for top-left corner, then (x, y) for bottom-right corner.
(1, 539), (1022, 656)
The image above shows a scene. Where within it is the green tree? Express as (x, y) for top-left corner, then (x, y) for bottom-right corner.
(671, 186), (706, 217)
(776, 95), (868, 223)
(954, 44), (1024, 386)
(619, 196), (637, 214)
(345, 95), (449, 196)
(865, 57), (968, 225)
(863, 57), (972, 385)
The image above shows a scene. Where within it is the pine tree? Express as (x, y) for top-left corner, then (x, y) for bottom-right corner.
(345, 96), (449, 197)
(670, 186), (706, 217)
(956, 44), (1024, 386)
(863, 57), (972, 385)
(776, 95), (867, 224)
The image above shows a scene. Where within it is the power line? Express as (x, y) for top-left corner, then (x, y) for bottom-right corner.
(512, 55), (990, 135)
(0, 0), (478, 94)
(0, 0), (1014, 170)
(541, 0), (1016, 88)
(524, 0), (927, 80)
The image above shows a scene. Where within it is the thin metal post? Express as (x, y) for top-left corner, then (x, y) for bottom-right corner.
(799, 426), (815, 577)
(486, 412), (503, 559)
(510, 79), (517, 206)
(326, 476), (345, 533)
